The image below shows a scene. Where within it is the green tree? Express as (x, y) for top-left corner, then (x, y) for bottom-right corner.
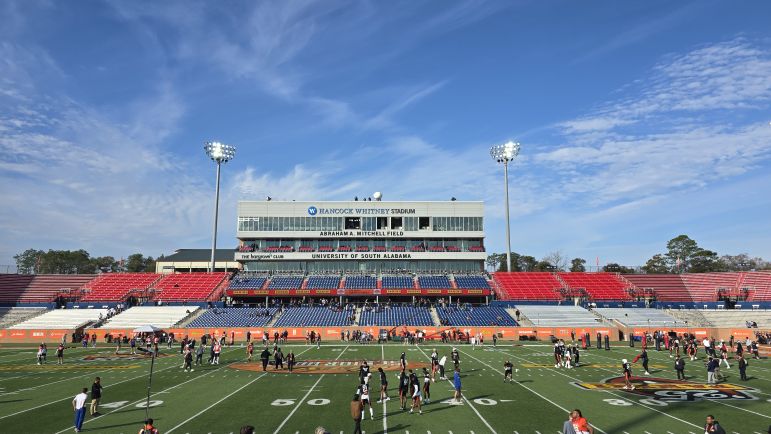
(126, 253), (149, 272)
(689, 249), (723, 273)
(665, 235), (700, 272)
(570, 258), (586, 272)
(90, 256), (118, 273)
(518, 255), (538, 272)
(642, 254), (670, 274)
(13, 249), (44, 274)
(534, 260), (555, 272)
(486, 254), (502, 272)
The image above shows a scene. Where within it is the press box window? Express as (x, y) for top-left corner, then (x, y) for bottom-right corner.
(377, 217), (388, 230)
(345, 217), (361, 230)
(391, 217), (403, 230)
(419, 217), (430, 230)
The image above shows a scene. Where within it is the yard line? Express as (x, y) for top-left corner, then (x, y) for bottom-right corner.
(0, 362), (177, 420)
(501, 348), (702, 431)
(272, 345), (350, 434)
(167, 372), (268, 433)
(415, 346), (497, 434)
(457, 347), (606, 434)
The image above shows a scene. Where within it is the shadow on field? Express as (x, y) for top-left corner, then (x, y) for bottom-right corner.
(83, 421), (143, 431)
(370, 423), (409, 434)
(0, 399), (27, 404)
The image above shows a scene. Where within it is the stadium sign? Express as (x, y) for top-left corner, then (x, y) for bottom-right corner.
(234, 251), (487, 261)
(307, 207), (417, 216)
(574, 376), (757, 401)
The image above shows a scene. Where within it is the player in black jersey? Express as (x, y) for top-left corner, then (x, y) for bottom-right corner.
(398, 369), (409, 410)
(622, 359), (635, 390)
(377, 367), (389, 403)
(504, 361), (513, 382)
(409, 370), (422, 414)
(421, 367), (431, 403)
(359, 360), (370, 384)
(400, 352), (407, 370)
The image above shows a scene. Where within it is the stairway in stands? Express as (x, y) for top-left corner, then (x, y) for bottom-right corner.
(266, 309), (283, 327)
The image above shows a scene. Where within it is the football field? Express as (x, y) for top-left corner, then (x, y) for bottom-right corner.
(1, 341), (770, 434)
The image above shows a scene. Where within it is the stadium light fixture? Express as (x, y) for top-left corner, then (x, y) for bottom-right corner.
(204, 141), (236, 273)
(489, 141), (520, 273)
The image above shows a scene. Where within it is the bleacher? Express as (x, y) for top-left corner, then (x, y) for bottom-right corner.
(437, 306), (517, 326)
(306, 276), (341, 289)
(675, 309), (771, 329)
(593, 308), (680, 327)
(515, 305), (601, 327)
(680, 273), (739, 302)
(454, 275), (491, 289)
(558, 272), (632, 301)
(101, 306), (198, 328)
(381, 276), (414, 289)
(358, 306), (433, 326)
(0, 307), (47, 328)
(10, 308), (108, 329)
(229, 276), (267, 289)
(492, 272), (563, 300)
(273, 306), (353, 326)
(187, 307), (277, 327)
(743, 272), (771, 302)
(0, 274), (97, 303)
(344, 276), (377, 289)
(81, 273), (159, 302)
(417, 275), (451, 289)
(624, 274), (690, 301)
(153, 273), (227, 302)
(268, 276), (303, 290)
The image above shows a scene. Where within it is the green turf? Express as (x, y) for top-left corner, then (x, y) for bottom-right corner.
(1, 341), (770, 433)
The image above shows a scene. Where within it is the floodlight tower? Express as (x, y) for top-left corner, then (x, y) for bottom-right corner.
(204, 141), (236, 273)
(489, 141), (520, 273)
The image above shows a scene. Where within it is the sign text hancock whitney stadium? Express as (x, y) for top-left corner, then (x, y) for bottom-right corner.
(235, 200), (486, 273)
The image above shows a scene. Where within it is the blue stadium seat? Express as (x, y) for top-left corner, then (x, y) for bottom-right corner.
(268, 276), (304, 290)
(273, 307), (354, 326)
(417, 275), (451, 289)
(306, 276), (341, 289)
(381, 276), (414, 289)
(454, 276), (491, 289)
(228, 277), (267, 289)
(359, 306), (433, 326)
(436, 306), (517, 326)
(344, 276), (377, 289)
(188, 307), (277, 327)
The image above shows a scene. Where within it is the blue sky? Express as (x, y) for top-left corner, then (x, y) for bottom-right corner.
(1, 0), (771, 268)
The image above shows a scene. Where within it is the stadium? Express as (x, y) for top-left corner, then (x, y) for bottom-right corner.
(3, 3), (771, 434)
(2, 197), (771, 433)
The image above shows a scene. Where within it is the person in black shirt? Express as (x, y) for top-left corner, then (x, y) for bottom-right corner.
(675, 355), (686, 380)
(398, 369), (409, 410)
(377, 367), (389, 403)
(274, 348), (284, 370)
(504, 361), (513, 382)
(738, 355), (748, 381)
(90, 377), (103, 416)
(260, 347), (271, 371)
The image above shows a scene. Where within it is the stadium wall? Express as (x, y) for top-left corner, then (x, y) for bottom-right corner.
(0, 326), (763, 344)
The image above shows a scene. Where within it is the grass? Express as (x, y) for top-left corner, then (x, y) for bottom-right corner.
(1, 340), (770, 434)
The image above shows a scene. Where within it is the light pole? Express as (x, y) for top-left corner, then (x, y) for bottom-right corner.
(490, 141), (520, 273)
(204, 141), (236, 273)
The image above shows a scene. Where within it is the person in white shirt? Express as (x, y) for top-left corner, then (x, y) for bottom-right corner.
(73, 387), (88, 432)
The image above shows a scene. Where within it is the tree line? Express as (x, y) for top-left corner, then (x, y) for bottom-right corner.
(13, 249), (161, 275)
(487, 235), (770, 274)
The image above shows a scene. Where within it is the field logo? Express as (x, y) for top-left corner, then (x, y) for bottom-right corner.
(308, 206), (318, 216)
(573, 376), (757, 402)
(230, 359), (429, 375)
